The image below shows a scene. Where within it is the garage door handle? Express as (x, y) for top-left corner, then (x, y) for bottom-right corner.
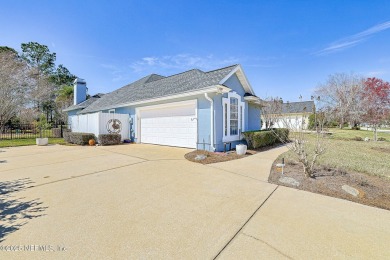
(191, 118), (198, 121)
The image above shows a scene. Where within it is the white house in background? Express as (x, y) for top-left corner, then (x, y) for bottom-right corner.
(261, 101), (315, 130)
(64, 64), (263, 151)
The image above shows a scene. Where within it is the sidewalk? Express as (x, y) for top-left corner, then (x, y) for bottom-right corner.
(214, 147), (390, 259)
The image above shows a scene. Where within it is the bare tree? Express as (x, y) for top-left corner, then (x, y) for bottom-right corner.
(315, 73), (365, 128)
(260, 97), (283, 129)
(18, 108), (40, 124)
(272, 99), (329, 178)
(0, 51), (31, 130)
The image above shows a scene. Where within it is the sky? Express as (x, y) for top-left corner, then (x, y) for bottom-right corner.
(1, 0), (390, 101)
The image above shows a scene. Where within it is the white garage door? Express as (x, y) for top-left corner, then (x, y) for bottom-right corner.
(139, 101), (197, 148)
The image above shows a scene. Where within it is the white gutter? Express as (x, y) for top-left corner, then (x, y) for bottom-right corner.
(79, 85), (231, 114)
(204, 93), (215, 151)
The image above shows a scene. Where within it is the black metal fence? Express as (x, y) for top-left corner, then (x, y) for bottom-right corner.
(0, 124), (70, 140)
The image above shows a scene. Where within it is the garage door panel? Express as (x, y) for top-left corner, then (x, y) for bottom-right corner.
(140, 114), (197, 149)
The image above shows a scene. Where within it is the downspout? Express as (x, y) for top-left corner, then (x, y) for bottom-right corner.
(204, 93), (215, 151)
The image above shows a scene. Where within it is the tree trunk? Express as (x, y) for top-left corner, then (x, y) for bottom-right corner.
(303, 164), (313, 178)
(374, 126), (378, 141)
(339, 117), (344, 129)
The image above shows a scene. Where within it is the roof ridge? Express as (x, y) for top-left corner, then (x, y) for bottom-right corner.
(142, 69), (203, 85)
(205, 64), (238, 74)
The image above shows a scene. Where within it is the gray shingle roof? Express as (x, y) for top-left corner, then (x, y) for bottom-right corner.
(282, 101), (315, 114)
(77, 64), (238, 114)
(63, 96), (102, 112)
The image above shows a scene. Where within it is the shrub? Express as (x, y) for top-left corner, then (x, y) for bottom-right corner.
(352, 136), (363, 141)
(308, 114), (316, 130)
(242, 128), (289, 149)
(52, 128), (61, 138)
(273, 128), (290, 142)
(378, 137), (387, 141)
(98, 134), (121, 146)
(63, 132), (96, 145)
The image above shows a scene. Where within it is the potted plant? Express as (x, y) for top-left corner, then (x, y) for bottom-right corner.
(36, 115), (48, 146)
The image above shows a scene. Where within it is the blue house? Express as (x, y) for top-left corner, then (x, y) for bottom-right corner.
(64, 64), (262, 151)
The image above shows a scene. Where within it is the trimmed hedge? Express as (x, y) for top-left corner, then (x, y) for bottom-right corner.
(63, 132), (96, 145)
(242, 128), (289, 149)
(98, 134), (121, 146)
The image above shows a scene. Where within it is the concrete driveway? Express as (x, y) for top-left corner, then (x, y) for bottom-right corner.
(0, 144), (389, 259)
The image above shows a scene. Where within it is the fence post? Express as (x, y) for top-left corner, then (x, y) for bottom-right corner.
(10, 126), (12, 140)
(60, 124), (63, 138)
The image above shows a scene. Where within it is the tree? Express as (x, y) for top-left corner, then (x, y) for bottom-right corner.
(21, 42), (56, 75)
(50, 64), (76, 124)
(272, 98), (329, 178)
(361, 78), (390, 141)
(0, 50), (31, 130)
(315, 73), (365, 128)
(0, 46), (18, 55)
(50, 64), (76, 87)
(21, 42), (57, 110)
(260, 97), (283, 129)
(55, 85), (74, 123)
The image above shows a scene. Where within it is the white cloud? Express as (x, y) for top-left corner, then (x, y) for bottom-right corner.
(315, 21), (390, 55)
(129, 54), (240, 73)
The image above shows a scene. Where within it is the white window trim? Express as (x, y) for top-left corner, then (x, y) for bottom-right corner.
(222, 91), (245, 142)
(108, 109), (115, 114)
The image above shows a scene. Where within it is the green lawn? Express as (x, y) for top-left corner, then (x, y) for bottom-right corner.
(329, 128), (390, 141)
(279, 129), (390, 178)
(0, 138), (66, 148)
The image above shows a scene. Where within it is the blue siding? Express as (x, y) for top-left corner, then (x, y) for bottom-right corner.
(214, 73), (250, 151)
(213, 93), (223, 151)
(247, 103), (261, 131)
(74, 84), (87, 105)
(223, 74), (246, 96)
(197, 95), (212, 150)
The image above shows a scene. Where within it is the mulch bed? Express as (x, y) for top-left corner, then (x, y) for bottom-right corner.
(185, 143), (285, 164)
(184, 150), (254, 164)
(269, 160), (390, 210)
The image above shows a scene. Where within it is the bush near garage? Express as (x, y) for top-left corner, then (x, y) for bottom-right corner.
(242, 128), (289, 149)
(98, 134), (121, 146)
(63, 132), (96, 145)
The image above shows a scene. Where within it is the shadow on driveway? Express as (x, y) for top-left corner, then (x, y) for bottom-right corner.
(0, 178), (47, 243)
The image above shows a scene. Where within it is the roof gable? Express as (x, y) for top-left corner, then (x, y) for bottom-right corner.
(72, 64), (247, 114)
(219, 64), (255, 95)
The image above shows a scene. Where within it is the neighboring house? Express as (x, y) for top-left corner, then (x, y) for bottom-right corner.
(261, 101), (315, 130)
(64, 64), (262, 151)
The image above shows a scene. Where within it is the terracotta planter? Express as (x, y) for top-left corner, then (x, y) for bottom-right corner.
(89, 139), (96, 146)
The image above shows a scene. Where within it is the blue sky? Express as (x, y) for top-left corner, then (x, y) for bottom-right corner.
(1, 0), (390, 101)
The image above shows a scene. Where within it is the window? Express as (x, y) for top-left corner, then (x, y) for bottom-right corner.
(240, 106), (243, 135)
(222, 92), (245, 142)
(230, 98), (238, 135)
(224, 103), (228, 136)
